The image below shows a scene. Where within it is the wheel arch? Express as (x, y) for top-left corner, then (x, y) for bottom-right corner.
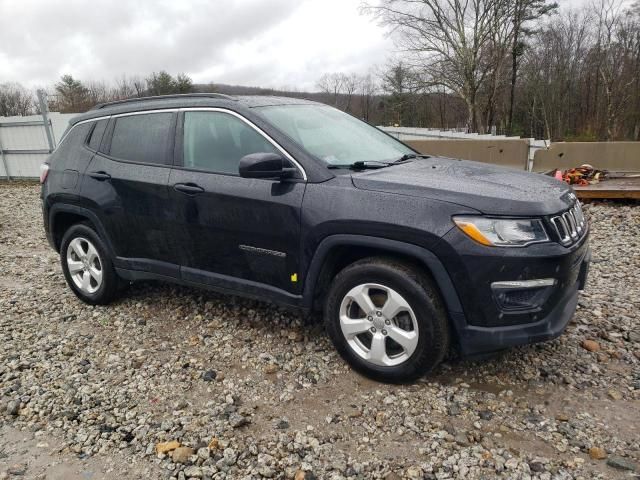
(303, 235), (464, 320)
(49, 204), (115, 255)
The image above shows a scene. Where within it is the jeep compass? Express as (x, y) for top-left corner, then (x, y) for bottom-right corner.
(41, 94), (590, 383)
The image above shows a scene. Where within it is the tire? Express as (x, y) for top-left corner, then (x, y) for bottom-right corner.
(324, 257), (450, 383)
(60, 223), (119, 305)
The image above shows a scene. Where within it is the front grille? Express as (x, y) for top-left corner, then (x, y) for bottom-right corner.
(550, 202), (586, 246)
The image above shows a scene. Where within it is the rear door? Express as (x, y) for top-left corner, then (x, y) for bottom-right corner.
(83, 110), (179, 276)
(168, 109), (306, 294)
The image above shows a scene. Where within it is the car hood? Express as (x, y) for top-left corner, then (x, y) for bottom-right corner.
(351, 157), (574, 216)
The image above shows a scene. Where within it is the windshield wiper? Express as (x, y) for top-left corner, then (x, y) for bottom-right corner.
(326, 161), (389, 170)
(391, 153), (430, 164)
(349, 161), (391, 170)
(327, 155), (429, 170)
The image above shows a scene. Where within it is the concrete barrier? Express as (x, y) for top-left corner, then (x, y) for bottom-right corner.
(533, 142), (640, 172)
(406, 139), (529, 170)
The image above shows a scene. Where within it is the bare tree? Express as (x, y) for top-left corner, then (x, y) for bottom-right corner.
(358, 73), (378, 121)
(341, 73), (359, 112)
(506, 0), (558, 134)
(594, 0), (636, 139)
(364, 0), (510, 131)
(0, 83), (35, 116)
(317, 73), (344, 107)
(483, 1), (517, 132)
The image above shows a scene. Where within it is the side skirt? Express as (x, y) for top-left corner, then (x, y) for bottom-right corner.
(114, 265), (306, 312)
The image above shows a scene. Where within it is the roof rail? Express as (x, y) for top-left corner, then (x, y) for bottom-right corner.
(92, 93), (237, 110)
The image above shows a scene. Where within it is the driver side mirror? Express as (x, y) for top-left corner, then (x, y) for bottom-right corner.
(239, 153), (296, 180)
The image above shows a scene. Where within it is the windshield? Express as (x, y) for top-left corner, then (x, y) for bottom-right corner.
(256, 104), (414, 166)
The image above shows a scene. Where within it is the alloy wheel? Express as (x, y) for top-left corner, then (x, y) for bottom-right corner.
(339, 283), (419, 367)
(66, 237), (103, 294)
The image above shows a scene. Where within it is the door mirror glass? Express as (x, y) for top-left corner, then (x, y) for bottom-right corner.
(239, 153), (295, 179)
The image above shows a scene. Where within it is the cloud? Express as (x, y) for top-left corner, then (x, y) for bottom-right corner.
(0, 0), (394, 90)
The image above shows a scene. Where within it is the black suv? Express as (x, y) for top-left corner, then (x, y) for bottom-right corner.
(41, 94), (590, 382)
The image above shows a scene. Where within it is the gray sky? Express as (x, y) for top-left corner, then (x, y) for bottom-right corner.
(1, 0), (594, 91)
(0, 0), (394, 90)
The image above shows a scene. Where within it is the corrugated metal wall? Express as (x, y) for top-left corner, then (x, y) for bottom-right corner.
(0, 112), (76, 178)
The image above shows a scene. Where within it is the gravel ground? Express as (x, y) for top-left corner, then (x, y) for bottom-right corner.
(1, 182), (639, 480)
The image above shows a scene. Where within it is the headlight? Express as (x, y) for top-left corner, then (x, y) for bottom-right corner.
(453, 216), (549, 247)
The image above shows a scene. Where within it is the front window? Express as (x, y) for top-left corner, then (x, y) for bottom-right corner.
(183, 111), (279, 175)
(256, 104), (413, 166)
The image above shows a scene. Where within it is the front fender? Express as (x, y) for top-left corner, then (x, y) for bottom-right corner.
(301, 234), (464, 317)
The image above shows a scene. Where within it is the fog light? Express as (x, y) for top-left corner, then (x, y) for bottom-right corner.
(491, 279), (556, 312)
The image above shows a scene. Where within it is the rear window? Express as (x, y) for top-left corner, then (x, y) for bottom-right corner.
(51, 123), (92, 162)
(109, 112), (174, 164)
(87, 119), (108, 151)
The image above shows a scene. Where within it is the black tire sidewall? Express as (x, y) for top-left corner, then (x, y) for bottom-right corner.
(325, 261), (448, 383)
(60, 224), (117, 305)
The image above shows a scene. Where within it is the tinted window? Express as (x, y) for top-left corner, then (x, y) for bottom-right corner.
(183, 111), (279, 174)
(109, 112), (174, 164)
(87, 119), (108, 151)
(51, 123), (92, 165)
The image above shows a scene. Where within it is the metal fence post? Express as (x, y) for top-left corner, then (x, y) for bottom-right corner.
(0, 135), (10, 180)
(37, 89), (55, 152)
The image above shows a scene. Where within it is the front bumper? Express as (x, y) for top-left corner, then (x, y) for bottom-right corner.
(454, 251), (588, 357)
(436, 225), (590, 357)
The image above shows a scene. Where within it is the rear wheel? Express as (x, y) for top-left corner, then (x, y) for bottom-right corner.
(60, 224), (119, 305)
(324, 257), (449, 383)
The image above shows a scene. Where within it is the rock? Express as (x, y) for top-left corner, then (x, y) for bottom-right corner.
(6, 400), (19, 416)
(608, 389), (622, 400)
(347, 407), (362, 418)
(405, 466), (423, 479)
(294, 471), (317, 480)
(589, 447), (607, 460)
(201, 369), (217, 382)
(264, 364), (279, 374)
(171, 446), (195, 464)
(229, 412), (248, 428)
(156, 440), (181, 454)
(7, 464), (27, 476)
(275, 418), (290, 429)
(479, 410), (493, 420)
(221, 448), (237, 466)
(454, 432), (470, 446)
(581, 339), (600, 352)
(183, 465), (202, 478)
(505, 458), (519, 470)
(529, 461), (545, 472)
(448, 403), (461, 416)
(607, 456), (637, 471)
(197, 447), (210, 460)
(607, 456), (638, 472)
(384, 473), (402, 480)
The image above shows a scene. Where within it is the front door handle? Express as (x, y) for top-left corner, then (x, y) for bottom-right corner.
(174, 183), (204, 195)
(88, 171), (111, 181)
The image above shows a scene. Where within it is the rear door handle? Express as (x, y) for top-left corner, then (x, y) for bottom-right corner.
(88, 171), (111, 181)
(174, 183), (204, 195)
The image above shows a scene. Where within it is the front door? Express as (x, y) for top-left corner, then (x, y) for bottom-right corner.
(168, 110), (306, 294)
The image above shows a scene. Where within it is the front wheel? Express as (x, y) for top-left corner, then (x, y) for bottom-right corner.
(324, 258), (450, 383)
(60, 223), (119, 305)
